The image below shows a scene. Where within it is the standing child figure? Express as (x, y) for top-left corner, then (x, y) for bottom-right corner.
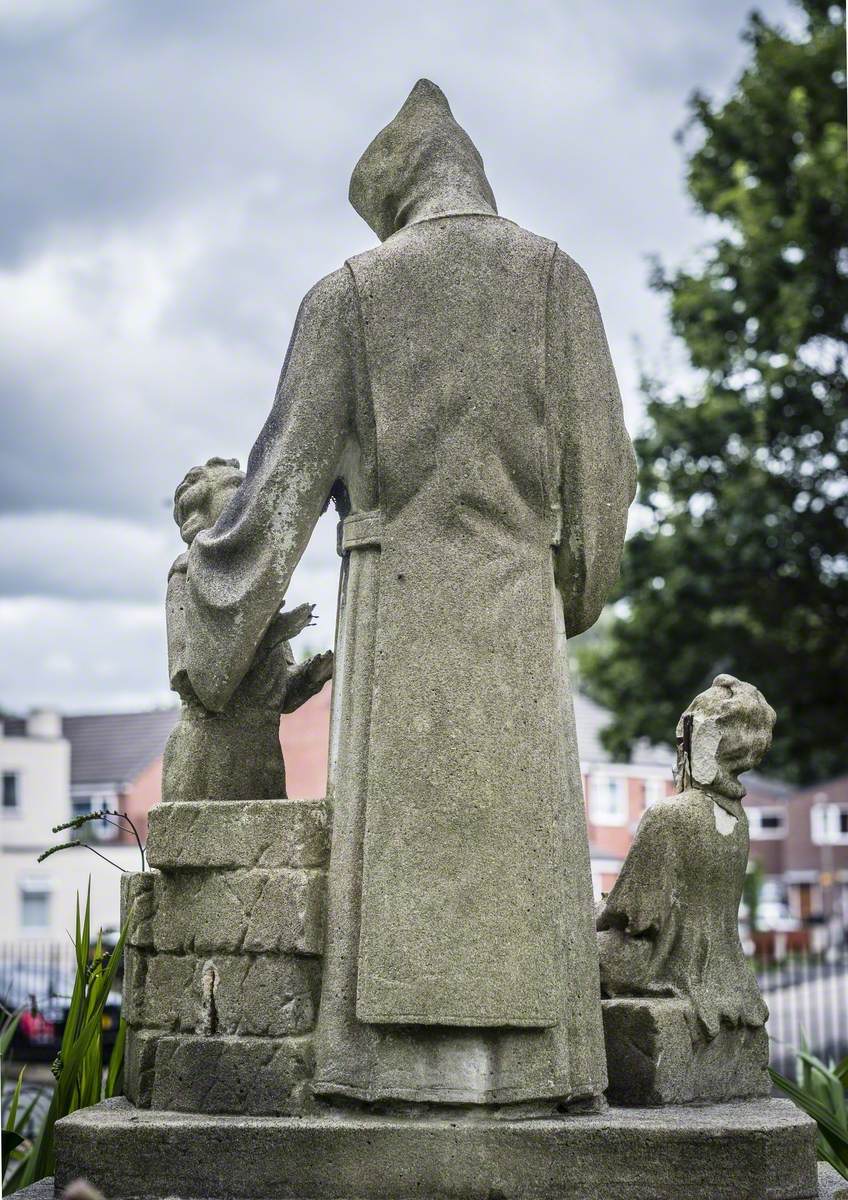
(162, 457), (333, 803)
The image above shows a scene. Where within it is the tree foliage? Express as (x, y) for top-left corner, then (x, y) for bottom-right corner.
(578, 0), (847, 785)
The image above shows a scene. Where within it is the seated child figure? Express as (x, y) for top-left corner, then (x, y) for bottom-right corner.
(162, 457), (333, 803)
(596, 674), (774, 1041)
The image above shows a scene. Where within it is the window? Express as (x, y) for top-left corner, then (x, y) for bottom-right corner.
(2, 771), (19, 812)
(69, 791), (118, 841)
(588, 775), (628, 826)
(811, 801), (848, 846)
(20, 888), (51, 931)
(71, 793), (93, 819)
(643, 779), (666, 809)
(747, 806), (787, 840)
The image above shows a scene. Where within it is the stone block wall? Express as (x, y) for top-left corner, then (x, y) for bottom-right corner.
(121, 798), (329, 1116)
(601, 997), (771, 1105)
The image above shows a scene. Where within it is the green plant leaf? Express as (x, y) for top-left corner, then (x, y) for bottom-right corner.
(770, 1068), (848, 1162)
(17, 888), (128, 1189)
(0, 1009), (23, 1059)
(1, 1131), (25, 1171)
(105, 1018), (126, 1100)
(797, 1049), (848, 1126)
(2, 1067), (26, 1176)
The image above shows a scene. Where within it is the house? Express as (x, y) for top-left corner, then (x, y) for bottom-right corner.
(0, 694), (331, 944)
(572, 693), (676, 895)
(3, 685), (834, 945)
(0, 710), (72, 941)
(572, 694), (796, 900)
(743, 773), (848, 930)
(0, 708), (176, 944)
(63, 709), (180, 847)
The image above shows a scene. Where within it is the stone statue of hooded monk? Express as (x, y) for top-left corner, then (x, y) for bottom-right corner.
(182, 79), (637, 1107)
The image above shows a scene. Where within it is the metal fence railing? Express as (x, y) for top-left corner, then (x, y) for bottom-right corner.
(0, 941), (78, 1003)
(1, 941), (846, 1082)
(756, 946), (848, 1079)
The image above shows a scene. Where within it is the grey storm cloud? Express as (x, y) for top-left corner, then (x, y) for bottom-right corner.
(0, 0), (797, 711)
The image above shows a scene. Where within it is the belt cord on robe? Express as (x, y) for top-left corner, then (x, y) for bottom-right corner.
(338, 506), (562, 554)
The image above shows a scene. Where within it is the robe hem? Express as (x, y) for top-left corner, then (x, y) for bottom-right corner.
(312, 1077), (606, 1107)
(354, 1005), (559, 1028)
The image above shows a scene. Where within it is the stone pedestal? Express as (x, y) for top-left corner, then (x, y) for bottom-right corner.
(121, 798), (328, 1115)
(601, 997), (770, 1106)
(84, 795), (817, 1199)
(52, 1096), (819, 1200)
(21, 1162), (846, 1200)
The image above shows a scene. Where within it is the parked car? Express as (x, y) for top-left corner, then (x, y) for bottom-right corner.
(0, 964), (121, 1060)
(0, 965), (72, 1060)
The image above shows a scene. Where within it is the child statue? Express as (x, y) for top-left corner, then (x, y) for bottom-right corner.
(596, 673), (773, 1042)
(162, 457), (333, 803)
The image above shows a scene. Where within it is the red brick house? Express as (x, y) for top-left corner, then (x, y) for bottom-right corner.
(60, 690), (843, 919)
(742, 773), (848, 928)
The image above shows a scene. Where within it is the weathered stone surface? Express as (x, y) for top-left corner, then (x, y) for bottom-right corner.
(208, 953), (320, 1036)
(178, 77), (635, 1104)
(5, 1179), (55, 1199)
(124, 949), (194, 1031)
(164, 457), (333, 805)
(55, 1097), (818, 1200)
(19, 1164), (845, 1200)
(242, 867), (325, 955)
(819, 1163), (848, 1199)
(26, 1171), (846, 1200)
(597, 675), (774, 1075)
(602, 998), (770, 1105)
(123, 867), (325, 956)
(123, 1027), (161, 1108)
(151, 1033), (315, 1115)
(146, 799), (329, 871)
(121, 871), (155, 949)
(124, 948), (320, 1037)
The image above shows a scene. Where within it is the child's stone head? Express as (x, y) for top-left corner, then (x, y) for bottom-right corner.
(173, 457), (245, 545)
(675, 673), (776, 799)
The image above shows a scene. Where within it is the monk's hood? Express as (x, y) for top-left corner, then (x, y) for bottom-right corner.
(349, 79), (498, 242)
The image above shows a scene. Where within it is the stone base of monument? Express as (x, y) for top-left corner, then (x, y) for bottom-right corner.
(19, 1161), (848, 1200)
(601, 997), (770, 1106)
(121, 798), (328, 1116)
(50, 1095), (820, 1200)
(88, 798), (821, 1199)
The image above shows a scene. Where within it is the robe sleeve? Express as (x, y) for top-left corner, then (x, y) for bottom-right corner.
(182, 267), (356, 711)
(546, 249), (637, 636)
(596, 805), (676, 939)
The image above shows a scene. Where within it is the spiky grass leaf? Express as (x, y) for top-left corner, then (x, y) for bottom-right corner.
(12, 886), (127, 1192)
(105, 1018), (126, 1099)
(0, 1009), (23, 1058)
(770, 1066), (848, 1178)
(1, 1068), (26, 1175)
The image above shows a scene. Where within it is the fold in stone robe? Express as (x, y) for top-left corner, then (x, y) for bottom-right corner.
(182, 83), (636, 1103)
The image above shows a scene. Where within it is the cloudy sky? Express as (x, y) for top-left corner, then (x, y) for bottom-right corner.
(1, 0), (799, 715)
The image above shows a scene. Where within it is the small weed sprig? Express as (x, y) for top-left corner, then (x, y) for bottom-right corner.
(37, 809), (146, 872)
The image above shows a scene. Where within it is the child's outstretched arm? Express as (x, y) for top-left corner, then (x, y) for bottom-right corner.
(273, 602), (316, 641)
(282, 651), (334, 713)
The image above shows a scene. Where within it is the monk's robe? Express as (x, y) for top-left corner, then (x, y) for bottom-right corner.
(183, 80), (636, 1104)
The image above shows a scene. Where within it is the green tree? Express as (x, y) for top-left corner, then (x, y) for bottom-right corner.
(578, 0), (847, 785)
